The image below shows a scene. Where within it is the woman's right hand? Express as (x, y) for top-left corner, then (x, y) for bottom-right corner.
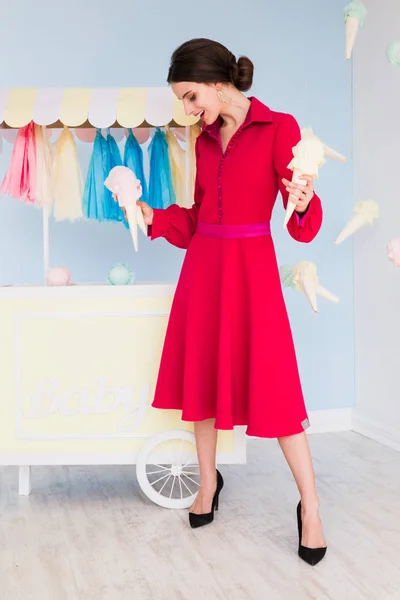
(117, 197), (154, 226)
(136, 200), (154, 226)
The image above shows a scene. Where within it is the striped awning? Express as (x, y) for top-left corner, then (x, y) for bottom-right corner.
(0, 87), (199, 129)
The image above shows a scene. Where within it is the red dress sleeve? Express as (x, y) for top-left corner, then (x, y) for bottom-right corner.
(148, 140), (203, 249)
(273, 113), (323, 243)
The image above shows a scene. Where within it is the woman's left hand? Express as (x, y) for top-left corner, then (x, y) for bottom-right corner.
(281, 174), (315, 213)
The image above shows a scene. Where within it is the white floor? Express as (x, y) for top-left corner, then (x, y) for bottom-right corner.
(0, 431), (399, 600)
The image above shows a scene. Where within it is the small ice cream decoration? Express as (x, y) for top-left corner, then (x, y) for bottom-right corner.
(104, 166), (147, 252)
(335, 199), (379, 245)
(107, 264), (135, 285)
(46, 266), (71, 286)
(280, 261), (339, 313)
(386, 42), (400, 66)
(278, 264), (297, 290)
(301, 127), (346, 162)
(344, 0), (367, 60)
(386, 239), (400, 268)
(284, 132), (325, 228)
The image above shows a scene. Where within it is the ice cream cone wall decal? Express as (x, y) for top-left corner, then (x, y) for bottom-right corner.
(301, 127), (346, 163)
(344, 0), (367, 60)
(279, 261), (339, 314)
(387, 239), (400, 268)
(335, 200), (379, 245)
(386, 42), (400, 66)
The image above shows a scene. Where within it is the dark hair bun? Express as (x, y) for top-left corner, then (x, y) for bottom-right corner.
(167, 38), (254, 92)
(232, 56), (254, 92)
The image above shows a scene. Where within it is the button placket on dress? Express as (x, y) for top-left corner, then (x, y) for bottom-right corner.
(216, 126), (247, 224)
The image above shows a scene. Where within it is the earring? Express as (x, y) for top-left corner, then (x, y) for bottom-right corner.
(217, 90), (227, 103)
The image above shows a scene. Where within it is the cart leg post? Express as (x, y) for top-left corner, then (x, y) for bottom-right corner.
(18, 465), (31, 495)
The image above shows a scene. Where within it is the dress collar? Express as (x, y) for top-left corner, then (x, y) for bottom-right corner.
(201, 96), (273, 138)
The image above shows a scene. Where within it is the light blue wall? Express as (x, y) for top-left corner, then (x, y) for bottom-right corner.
(0, 0), (354, 411)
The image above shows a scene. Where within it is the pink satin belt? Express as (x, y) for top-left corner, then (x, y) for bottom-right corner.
(196, 221), (271, 239)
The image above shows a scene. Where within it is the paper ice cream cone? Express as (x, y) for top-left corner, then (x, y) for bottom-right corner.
(300, 276), (318, 313)
(125, 205), (140, 252)
(335, 213), (366, 245)
(136, 204), (147, 236)
(283, 169), (303, 228)
(104, 165), (147, 252)
(323, 143), (346, 162)
(346, 16), (359, 60)
(316, 284), (339, 303)
(124, 205), (147, 252)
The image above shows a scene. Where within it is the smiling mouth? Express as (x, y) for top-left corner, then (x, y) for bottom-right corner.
(195, 110), (205, 119)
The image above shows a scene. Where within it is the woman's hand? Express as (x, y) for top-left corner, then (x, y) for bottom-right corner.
(114, 194), (154, 226)
(281, 174), (315, 214)
(136, 200), (154, 226)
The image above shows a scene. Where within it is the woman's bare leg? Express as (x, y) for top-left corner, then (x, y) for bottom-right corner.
(190, 418), (219, 514)
(278, 432), (327, 548)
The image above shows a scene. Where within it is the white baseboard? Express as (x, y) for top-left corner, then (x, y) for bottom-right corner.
(351, 409), (400, 452)
(306, 408), (400, 453)
(307, 408), (353, 434)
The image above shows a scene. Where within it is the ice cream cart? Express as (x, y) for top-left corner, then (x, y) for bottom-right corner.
(0, 88), (246, 509)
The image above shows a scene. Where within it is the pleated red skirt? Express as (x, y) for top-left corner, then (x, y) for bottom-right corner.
(151, 221), (309, 438)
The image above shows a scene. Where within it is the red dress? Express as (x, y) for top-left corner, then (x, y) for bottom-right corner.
(149, 97), (322, 438)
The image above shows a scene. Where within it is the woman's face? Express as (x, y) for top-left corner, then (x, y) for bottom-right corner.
(171, 82), (222, 126)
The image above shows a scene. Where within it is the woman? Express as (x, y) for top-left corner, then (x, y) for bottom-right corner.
(137, 38), (327, 566)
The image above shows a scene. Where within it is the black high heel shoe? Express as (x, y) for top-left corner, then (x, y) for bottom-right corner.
(297, 501), (327, 566)
(189, 469), (224, 529)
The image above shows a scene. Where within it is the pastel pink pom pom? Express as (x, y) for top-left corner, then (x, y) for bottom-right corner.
(46, 266), (71, 286)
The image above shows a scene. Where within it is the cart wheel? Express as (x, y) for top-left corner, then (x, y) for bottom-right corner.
(136, 430), (200, 509)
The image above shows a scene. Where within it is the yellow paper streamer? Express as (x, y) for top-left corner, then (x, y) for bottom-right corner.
(165, 125), (185, 207)
(52, 127), (83, 221)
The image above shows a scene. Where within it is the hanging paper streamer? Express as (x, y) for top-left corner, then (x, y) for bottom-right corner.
(52, 127), (83, 221)
(34, 125), (54, 208)
(148, 127), (175, 209)
(105, 129), (125, 223)
(0, 122), (37, 204)
(83, 129), (125, 223)
(165, 125), (185, 207)
(124, 129), (148, 204)
(187, 123), (202, 208)
(83, 129), (108, 220)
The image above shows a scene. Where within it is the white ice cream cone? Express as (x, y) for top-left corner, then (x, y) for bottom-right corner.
(323, 143), (346, 162)
(316, 284), (339, 303)
(346, 16), (359, 60)
(125, 205), (140, 252)
(124, 204), (147, 252)
(283, 169), (303, 229)
(300, 276), (318, 313)
(136, 205), (147, 236)
(335, 213), (366, 245)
